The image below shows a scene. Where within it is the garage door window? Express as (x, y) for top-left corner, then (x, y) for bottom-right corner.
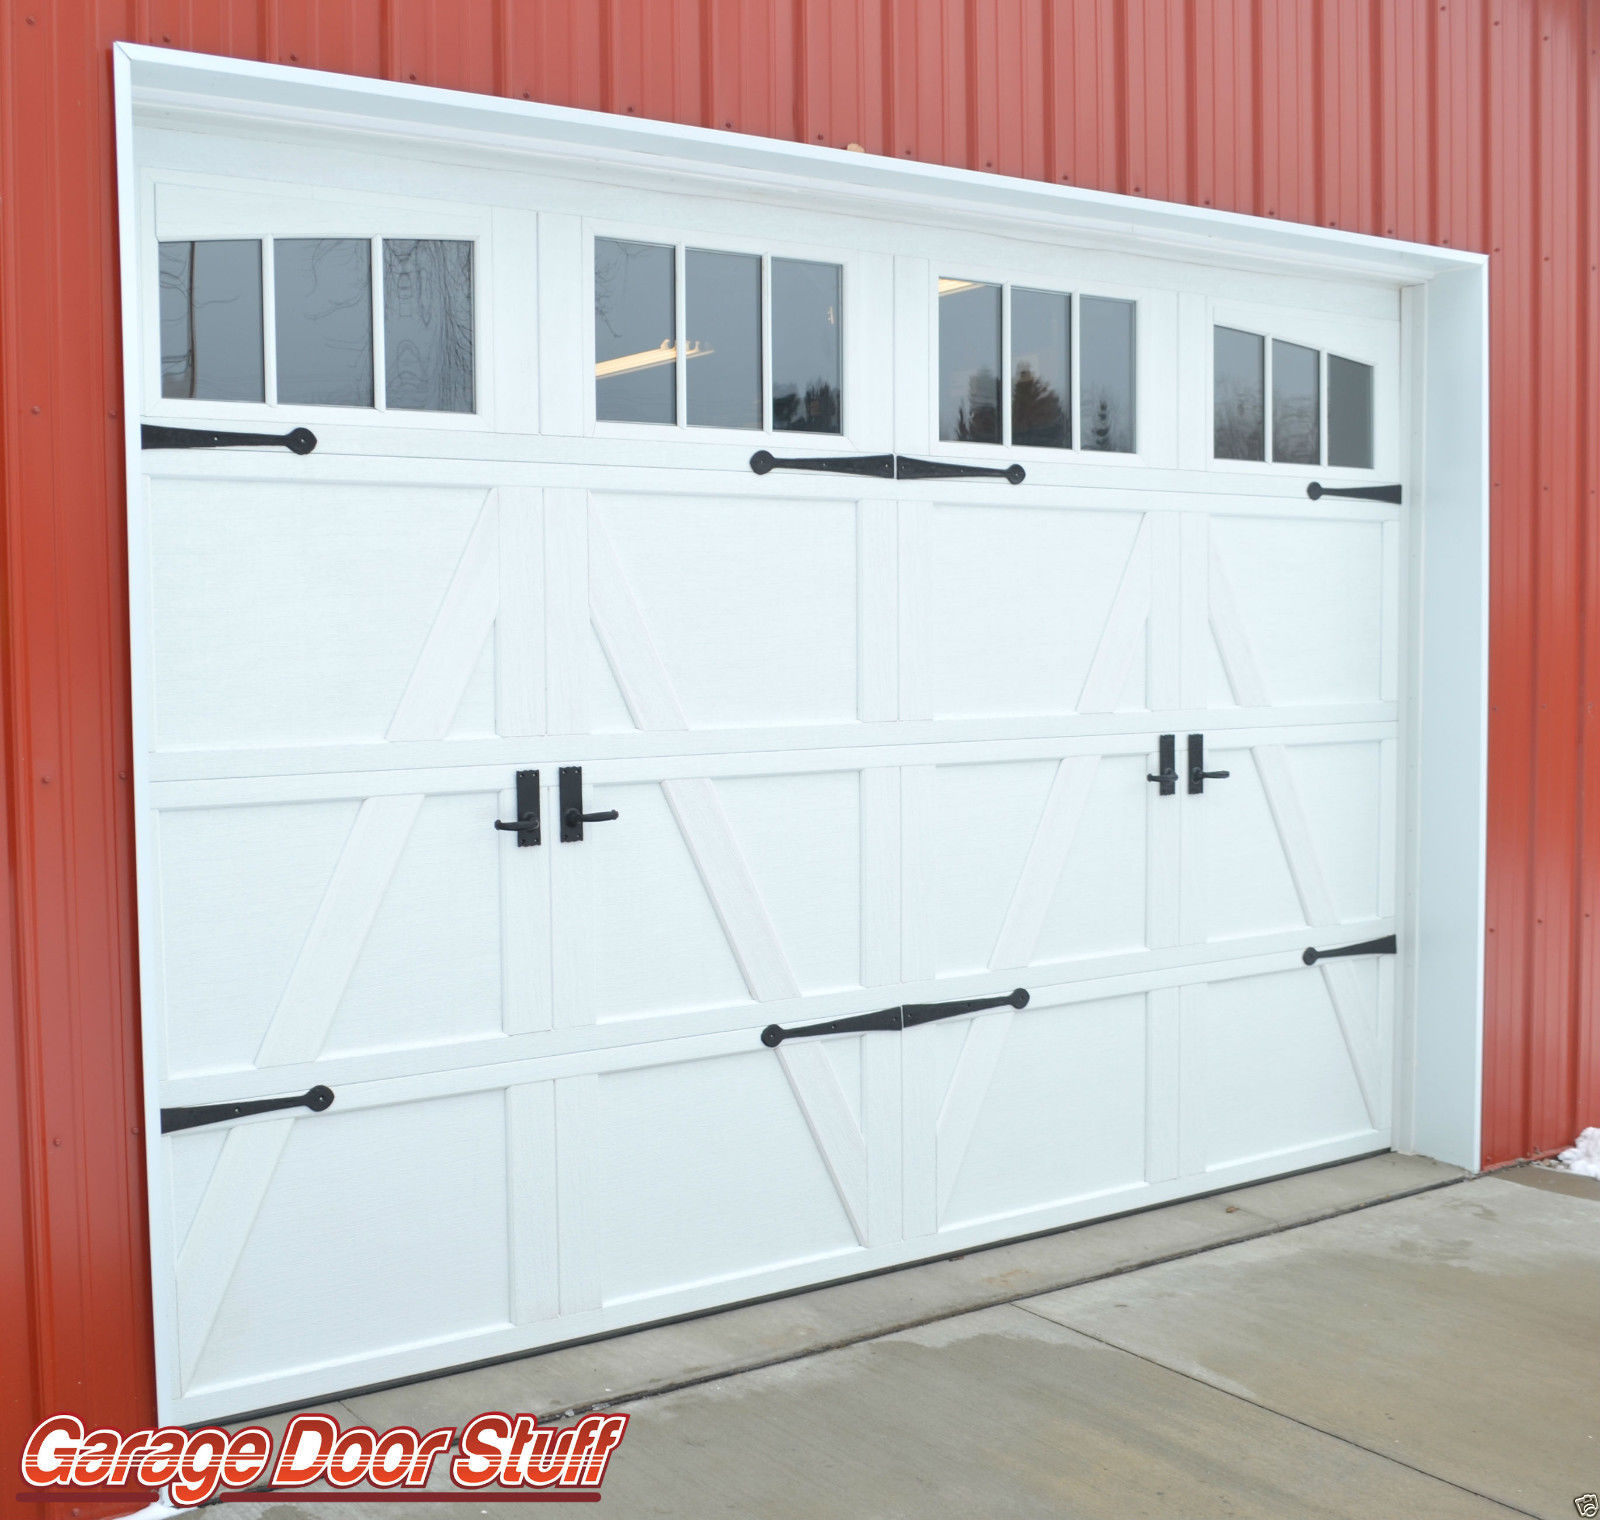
(158, 236), (475, 412)
(939, 280), (1136, 452)
(1212, 323), (1374, 468)
(595, 238), (844, 433)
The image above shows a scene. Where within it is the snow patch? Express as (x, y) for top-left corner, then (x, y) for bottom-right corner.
(1557, 1127), (1600, 1179)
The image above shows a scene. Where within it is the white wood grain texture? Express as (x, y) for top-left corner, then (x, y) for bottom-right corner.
(1177, 981), (1209, 1176)
(175, 1117), (293, 1385)
(254, 792), (424, 1067)
(988, 755), (1101, 970)
(543, 488), (589, 736)
(662, 777), (800, 1002)
(862, 1027), (903, 1247)
(776, 1041), (870, 1246)
(549, 774), (593, 1030)
(554, 1073), (602, 1315)
(1150, 737), (1184, 951)
(1381, 517), (1401, 702)
(387, 492), (499, 741)
(1144, 987), (1181, 1183)
(934, 1010), (1013, 1218)
(857, 500), (898, 722)
(899, 1016), (940, 1239)
(899, 764), (938, 984)
(507, 1081), (561, 1324)
(536, 213), (584, 437)
(499, 783), (551, 1035)
(588, 507), (689, 731)
(860, 767), (901, 987)
(892, 256), (931, 455)
(896, 502), (932, 721)
(1148, 513), (1182, 711)
(1077, 514), (1153, 713)
(1207, 542), (1271, 708)
(491, 206), (540, 432)
(495, 486), (545, 738)
(1179, 513), (1211, 708)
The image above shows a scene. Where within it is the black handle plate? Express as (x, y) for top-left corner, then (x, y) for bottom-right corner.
(492, 769), (541, 846)
(762, 988), (1029, 1046)
(750, 450), (895, 478)
(1187, 734), (1231, 794)
(1303, 934), (1398, 966)
(895, 455), (1025, 484)
(1306, 481), (1402, 504)
(558, 766), (619, 841)
(161, 1084), (334, 1134)
(142, 423), (317, 454)
(1147, 734), (1178, 796)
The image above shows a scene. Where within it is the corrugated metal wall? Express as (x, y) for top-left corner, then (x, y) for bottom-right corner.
(2, 2), (1595, 1505)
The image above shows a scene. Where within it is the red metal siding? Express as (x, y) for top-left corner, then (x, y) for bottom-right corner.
(1, 2), (1595, 1507)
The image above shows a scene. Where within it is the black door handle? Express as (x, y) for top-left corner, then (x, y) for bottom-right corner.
(142, 423), (317, 454)
(492, 769), (541, 846)
(1303, 933), (1397, 965)
(762, 988), (1028, 1046)
(1187, 734), (1230, 794)
(1147, 734), (1178, 795)
(749, 450), (895, 477)
(558, 767), (619, 841)
(894, 455), (1026, 484)
(161, 1084), (334, 1134)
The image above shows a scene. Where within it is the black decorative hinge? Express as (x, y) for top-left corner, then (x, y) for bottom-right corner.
(895, 455), (1025, 484)
(1147, 734), (1178, 796)
(492, 769), (541, 846)
(761, 988), (1028, 1047)
(749, 450), (895, 478)
(142, 423), (318, 454)
(161, 1084), (334, 1134)
(1302, 934), (1398, 966)
(1306, 481), (1401, 504)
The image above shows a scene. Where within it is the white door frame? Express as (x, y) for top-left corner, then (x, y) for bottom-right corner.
(112, 42), (1487, 1190)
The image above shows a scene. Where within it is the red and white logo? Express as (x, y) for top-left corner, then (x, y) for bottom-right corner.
(20, 1409), (629, 1506)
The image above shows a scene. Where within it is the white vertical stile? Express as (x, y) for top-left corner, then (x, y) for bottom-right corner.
(506, 1082), (560, 1324)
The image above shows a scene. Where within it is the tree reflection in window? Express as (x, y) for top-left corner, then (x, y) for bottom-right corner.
(384, 239), (474, 413)
(772, 259), (842, 434)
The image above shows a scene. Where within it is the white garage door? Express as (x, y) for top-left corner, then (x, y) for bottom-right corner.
(128, 131), (1406, 1421)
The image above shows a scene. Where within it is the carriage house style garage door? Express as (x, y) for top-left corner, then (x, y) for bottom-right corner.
(125, 71), (1412, 1423)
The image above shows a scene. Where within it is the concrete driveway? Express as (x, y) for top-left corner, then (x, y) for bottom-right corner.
(214, 1160), (1597, 1519)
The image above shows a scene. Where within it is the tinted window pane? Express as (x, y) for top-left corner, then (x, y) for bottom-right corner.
(595, 238), (676, 424)
(938, 279), (1001, 443)
(159, 240), (264, 402)
(686, 249), (760, 429)
(771, 258), (842, 433)
(1011, 288), (1070, 449)
(1213, 326), (1265, 461)
(1080, 296), (1136, 452)
(274, 239), (373, 407)
(383, 239), (474, 413)
(1328, 353), (1374, 468)
(1271, 339), (1320, 464)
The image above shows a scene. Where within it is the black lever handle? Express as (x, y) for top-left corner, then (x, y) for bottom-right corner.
(761, 988), (1029, 1046)
(750, 450), (895, 478)
(894, 455), (1025, 484)
(142, 423), (317, 454)
(492, 769), (541, 847)
(1187, 734), (1230, 794)
(1307, 481), (1402, 504)
(161, 1084), (334, 1134)
(1147, 734), (1178, 796)
(1303, 933), (1397, 966)
(558, 766), (619, 841)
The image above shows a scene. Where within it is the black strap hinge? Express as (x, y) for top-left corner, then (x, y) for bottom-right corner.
(1302, 934), (1397, 966)
(749, 450), (894, 478)
(895, 455), (1025, 484)
(762, 988), (1028, 1047)
(161, 1084), (334, 1134)
(1306, 481), (1401, 504)
(143, 423), (317, 454)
